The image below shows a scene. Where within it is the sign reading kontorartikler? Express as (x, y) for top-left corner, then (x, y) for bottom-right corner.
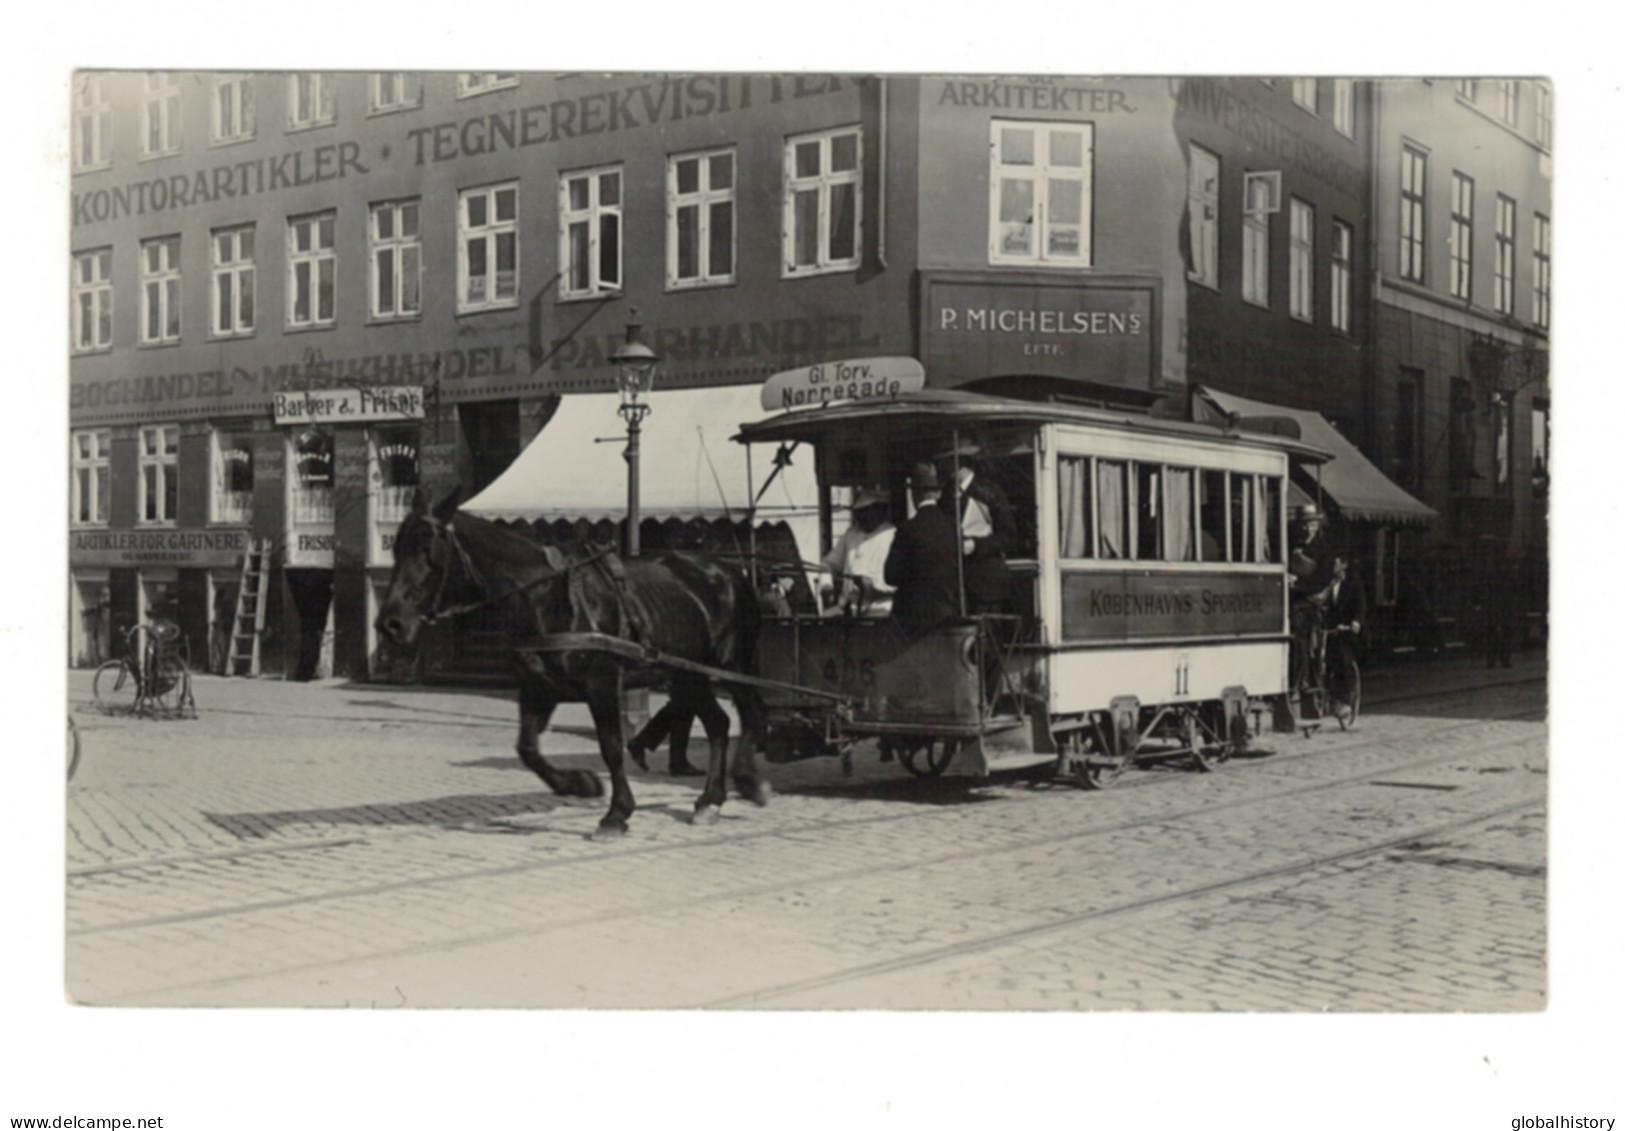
(71, 527), (250, 568)
(760, 357), (925, 411)
(272, 385), (425, 425)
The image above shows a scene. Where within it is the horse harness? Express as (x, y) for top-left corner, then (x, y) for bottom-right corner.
(420, 520), (623, 629)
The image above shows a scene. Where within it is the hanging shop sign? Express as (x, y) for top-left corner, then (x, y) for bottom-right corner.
(70, 527), (250, 568)
(760, 357), (925, 411)
(273, 386), (426, 425)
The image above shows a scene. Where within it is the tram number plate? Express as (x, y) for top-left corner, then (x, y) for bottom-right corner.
(1060, 570), (1284, 640)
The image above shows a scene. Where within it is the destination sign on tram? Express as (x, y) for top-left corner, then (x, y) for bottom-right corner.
(761, 357), (925, 412)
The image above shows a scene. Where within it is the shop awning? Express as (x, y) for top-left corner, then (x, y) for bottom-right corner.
(462, 384), (821, 556)
(1197, 387), (1438, 526)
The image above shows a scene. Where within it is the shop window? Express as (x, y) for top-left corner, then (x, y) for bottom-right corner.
(1187, 145), (1219, 289)
(291, 430), (335, 524)
(464, 181), (522, 308)
(75, 575), (112, 667)
(212, 225), (255, 337)
(370, 199), (422, 319)
(370, 73), (422, 113)
(72, 247), (113, 352)
(667, 148), (736, 289)
(213, 75), (255, 144)
(373, 426), (420, 526)
(559, 171), (615, 299)
(139, 425), (179, 525)
(142, 72), (181, 157)
(288, 73), (336, 129)
(141, 235), (182, 344)
(71, 429), (111, 526)
(74, 73), (111, 171)
(288, 212), (336, 328)
(988, 120), (1089, 266)
(784, 126), (862, 276)
(212, 429), (254, 524)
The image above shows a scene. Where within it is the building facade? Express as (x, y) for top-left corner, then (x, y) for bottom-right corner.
(68, 72), (1531, 680)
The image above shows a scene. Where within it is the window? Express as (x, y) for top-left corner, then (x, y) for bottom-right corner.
(71, 429), (111, 526)
(212, 429), (254, 524)
(370, 73), (422, 113)
(1395, 370), (1422, 487)
(140, 236), (181, 344)
(139, 425), (179, 525)
(1135, 463), (1163, 560)
(1498, 80), (1519, 126)
(72, 248), (113, 352)
(291, 430), (335, 524)
(1449, 378), (1478, 489)
(1456, 79), (1478, 101)
(1187, 145), (1220, 288)
(287, 212), (336, 328)
(213, 75), (255, 143)
(1495, 195), (1516, 315)
(1096, 460), (1129, 560)
(667, 149), (736, 288)
(1331, 79), (1355, 137)
(1449, 172), (1474, 301)
(1291, 78), (1318, 113)
(288, 73), (336, 129)
(1531, 399), (1549, 481)
(786, 126), (864, 275)
(1330, 221), (1353, 332)
(457, 73), (517, 97)
(1165, 467), (1196, 561)
(1533, 213), (1551, 329)
(558, 171), (616, 299)
(1242, 178), (1271, 307)
(1535, 84), (1553, 148)
(142, 73), (182, 157)
(73, 74), (111, 171)
(463, 182), (521, 309)
(1493, 393), (1512, 490)
(988, 121), (1089, 267)
(1289, 198), (1314, 321)
(211, 225), (255, 337)
(1057, 457), (1094, 558)
(372, 426), (420, 526)
(1399, 145), (1427, 283)
(370, 199), (421, 319)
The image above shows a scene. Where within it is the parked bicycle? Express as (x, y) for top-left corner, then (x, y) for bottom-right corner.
(92, 619), (196, 719)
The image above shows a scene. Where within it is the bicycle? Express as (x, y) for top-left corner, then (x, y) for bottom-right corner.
(92, 620), (196, 719)
(1297, 617), (1361, 732)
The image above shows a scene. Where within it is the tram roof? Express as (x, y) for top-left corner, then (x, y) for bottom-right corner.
(733, 388), (1332, 462)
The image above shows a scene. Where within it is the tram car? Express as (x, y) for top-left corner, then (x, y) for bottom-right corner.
(734, 388), (1329, 787)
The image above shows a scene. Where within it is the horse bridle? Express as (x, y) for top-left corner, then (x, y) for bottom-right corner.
(418, 518), (614, 625)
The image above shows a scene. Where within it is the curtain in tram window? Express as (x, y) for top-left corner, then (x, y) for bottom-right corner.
(1166, 468), (1194, 561)
(1098, 460), (1126, 559)
(1058, 457), (1092, 558)
(1253, 477), (1269, 563)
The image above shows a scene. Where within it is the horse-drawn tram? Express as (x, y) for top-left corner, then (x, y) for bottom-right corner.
(734, 387), (1329, 788)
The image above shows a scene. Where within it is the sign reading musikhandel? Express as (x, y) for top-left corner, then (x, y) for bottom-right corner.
(922, 272), (1159, 392)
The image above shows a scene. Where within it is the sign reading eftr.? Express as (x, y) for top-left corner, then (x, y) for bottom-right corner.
(760, 357), (925, 411)
(272, 386), (426, 425)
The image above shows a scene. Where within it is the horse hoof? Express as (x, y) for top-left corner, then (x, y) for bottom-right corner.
(734, 776), (773, 807)
(628, 746), (649, 772)
(564, 770), (605, 798)
(590, 821), (628, 840)
(691, 805), (722, 826)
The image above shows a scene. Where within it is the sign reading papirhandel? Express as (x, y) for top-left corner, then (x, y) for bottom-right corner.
(272, 385), (425, 425)
(760, 357), (926, 411)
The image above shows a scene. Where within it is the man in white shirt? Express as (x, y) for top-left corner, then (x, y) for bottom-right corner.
(818, 488), (897, 617)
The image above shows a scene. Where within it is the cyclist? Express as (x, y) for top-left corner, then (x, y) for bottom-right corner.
(1323, 553), (1366, 708)
(1287, 503), (1338, 703)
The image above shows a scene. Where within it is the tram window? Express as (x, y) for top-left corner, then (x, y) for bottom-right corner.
(1261, 475), (1283, 562)
(1057, 456), (1094, 558)
(1135, 463), (1162, 559)
(1166, 467), (1195, 560)
(1097, 460), (1129, 559)
(1230, 473), (1256, 562)
(1199, 470), (1227, 561)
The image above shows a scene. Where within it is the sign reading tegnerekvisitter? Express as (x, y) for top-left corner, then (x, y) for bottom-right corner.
(273, 386), (425, 425)
(922, 271), (1159, 392)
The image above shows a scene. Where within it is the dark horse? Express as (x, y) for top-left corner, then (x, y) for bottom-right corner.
(375, 489), (771, 836)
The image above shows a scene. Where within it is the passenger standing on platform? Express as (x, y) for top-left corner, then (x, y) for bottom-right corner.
(818, 488), (897, 617)
(940, 442), (1016, 615)
(884, 463), (961, 630)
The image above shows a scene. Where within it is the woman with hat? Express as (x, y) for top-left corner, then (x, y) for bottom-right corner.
(817, 487), (897, 617)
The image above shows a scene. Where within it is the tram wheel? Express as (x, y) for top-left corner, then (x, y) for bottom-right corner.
(1187, 711), (1228, 773)
(898, 739), (956, 778)
(1075, 755), (1126, 790)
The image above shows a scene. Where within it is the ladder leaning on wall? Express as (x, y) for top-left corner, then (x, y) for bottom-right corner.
(227, 539), (271, 677)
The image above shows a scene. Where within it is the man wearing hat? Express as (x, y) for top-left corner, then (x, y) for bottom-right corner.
(884, 463), (962, 629)
(1288, 501), (1340, 704)
(818, 487), (897, 617)
(940, 440), (1017, 614)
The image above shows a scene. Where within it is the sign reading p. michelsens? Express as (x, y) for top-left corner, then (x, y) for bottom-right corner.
(761, 357), (925, 412)
(272, 385), (425, 425)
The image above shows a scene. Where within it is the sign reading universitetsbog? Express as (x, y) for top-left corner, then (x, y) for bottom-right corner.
(760, 357), (925, 411)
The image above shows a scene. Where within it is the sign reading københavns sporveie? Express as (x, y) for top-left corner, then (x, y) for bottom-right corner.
(272, 386), (425, 425)
(761, 357), (925, 411)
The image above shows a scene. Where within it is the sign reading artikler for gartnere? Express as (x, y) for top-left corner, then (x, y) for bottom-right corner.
(272, 385), (426, 425)
(761, 357), (925, 411)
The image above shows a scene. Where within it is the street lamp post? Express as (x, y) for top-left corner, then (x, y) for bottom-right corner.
(610, 311), (659, 559)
